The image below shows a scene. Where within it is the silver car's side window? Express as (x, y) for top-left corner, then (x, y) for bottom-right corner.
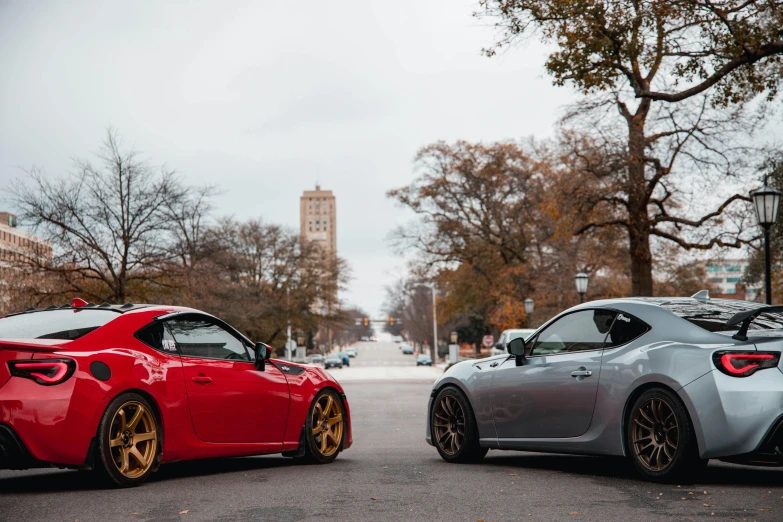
(529, 310), (617, 357)
(605, 313), (650, 347)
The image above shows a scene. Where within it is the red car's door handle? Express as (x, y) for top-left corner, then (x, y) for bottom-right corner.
(192, 374), (212, 384)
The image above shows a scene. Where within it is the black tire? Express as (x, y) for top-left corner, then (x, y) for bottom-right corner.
(626, 387), (705, 482)
(298, 388), (346, 464)
(431, 387), (488, 463)
(95, 392), (161, 487)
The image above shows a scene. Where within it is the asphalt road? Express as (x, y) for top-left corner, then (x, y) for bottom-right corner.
(1, 342), (782, 521)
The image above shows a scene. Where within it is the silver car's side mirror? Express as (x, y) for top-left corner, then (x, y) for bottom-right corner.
(507, 337), (526, 366)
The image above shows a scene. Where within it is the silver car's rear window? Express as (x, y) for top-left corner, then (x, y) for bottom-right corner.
(0, 309), (119, 340)
(661, 301), (783, 333)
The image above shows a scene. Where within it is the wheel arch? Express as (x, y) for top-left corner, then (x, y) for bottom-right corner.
(102, 388), (165, 446)
(619, 381), (699, 458)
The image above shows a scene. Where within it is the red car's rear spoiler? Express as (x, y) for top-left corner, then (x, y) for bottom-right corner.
(0, 339), (69, 352)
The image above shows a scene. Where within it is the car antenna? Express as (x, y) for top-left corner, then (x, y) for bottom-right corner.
(691, 290), (710, 300)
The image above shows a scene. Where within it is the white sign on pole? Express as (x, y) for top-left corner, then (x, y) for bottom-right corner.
(482, 335), (494, 348)
(448, 344), (459, 365)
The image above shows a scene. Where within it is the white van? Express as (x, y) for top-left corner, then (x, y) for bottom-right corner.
(491, 329), (536, 356)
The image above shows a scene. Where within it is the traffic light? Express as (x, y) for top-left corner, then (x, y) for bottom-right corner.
(389, 316), (395, 327)
(363, 317), (369, 327)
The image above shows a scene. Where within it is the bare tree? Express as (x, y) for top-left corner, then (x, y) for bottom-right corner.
(11, 128), (190, 303)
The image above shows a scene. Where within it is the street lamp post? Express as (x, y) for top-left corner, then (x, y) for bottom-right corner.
(575, 272), (589, 303)
(413, 283), (439, 364)
(524, 298), (535, 327)
(751, 177), (782, 305)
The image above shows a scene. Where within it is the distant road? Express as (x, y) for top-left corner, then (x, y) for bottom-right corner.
(327, 341), (442, 382)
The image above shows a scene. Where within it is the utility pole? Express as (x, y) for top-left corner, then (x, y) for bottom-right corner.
(285, 287), (292, 360)
(431, 285), (438, 364)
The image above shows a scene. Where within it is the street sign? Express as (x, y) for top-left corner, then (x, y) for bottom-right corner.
(482, 335), (494, 348)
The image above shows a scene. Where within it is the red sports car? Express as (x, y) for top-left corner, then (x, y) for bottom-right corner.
(0, 299), (352, 487)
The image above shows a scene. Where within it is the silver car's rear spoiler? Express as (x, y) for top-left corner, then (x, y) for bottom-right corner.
(727, 306), (783, 341)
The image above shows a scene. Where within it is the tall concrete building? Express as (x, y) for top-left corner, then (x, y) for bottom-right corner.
(300, 185), (336, 254)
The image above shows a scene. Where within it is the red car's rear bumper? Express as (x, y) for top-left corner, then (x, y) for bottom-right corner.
(0, 373), (106, 468)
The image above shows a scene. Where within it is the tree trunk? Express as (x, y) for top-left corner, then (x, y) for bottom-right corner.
(629, 225), (654, 296)
(627, 107), (654, 296)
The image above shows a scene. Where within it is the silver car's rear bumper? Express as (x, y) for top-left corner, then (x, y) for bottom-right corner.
(680, 367), (783, 460)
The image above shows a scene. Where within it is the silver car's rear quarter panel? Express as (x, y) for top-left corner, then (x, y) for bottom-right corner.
(680, 366), (783, 458)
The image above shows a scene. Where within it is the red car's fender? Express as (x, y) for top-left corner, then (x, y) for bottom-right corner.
(277, 361), (352, 451)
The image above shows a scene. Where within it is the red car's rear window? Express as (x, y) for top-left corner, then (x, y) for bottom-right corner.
(0, 309), (119, 340)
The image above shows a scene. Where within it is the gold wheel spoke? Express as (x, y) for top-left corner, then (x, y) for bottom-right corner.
(129, 446), (146, 467)
(442, 398), (452, 416)
(638, 407), (655, 425)
(110, 437), (124, 448)
(634, 418), (653, 430)
(117, 409), (128, 433)
(312, 426), (322, 436)
(325, 396), (334, 417)
(435, 412), (448, 421)
(128, 406), (145, 431)
(120, 448), (130, 473)
(134, 431), (156, 443)
(328, 414), (343, 427)
(319, 433), (327, 453)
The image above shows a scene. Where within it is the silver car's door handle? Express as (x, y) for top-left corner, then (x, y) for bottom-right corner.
(571, 369), (592, 377)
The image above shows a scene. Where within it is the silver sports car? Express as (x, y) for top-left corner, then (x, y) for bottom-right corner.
(426, 294), (783, 482)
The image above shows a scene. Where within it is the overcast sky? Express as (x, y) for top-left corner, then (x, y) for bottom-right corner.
(0, 1), (574, 315)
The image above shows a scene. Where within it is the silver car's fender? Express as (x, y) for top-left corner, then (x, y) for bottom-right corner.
(425, 355), (506, 446)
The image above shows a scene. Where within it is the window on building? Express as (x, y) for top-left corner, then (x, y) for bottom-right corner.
(709, 277), (723, 283)
(706, 265), (721, 272)
(724, 288), (737, 294)
(726, 277), (741, 283)
(725, 266), (741, 272)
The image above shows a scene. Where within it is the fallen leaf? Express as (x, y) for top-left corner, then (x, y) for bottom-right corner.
(179, 511), (189, 515)
(371, 497), (378, 501)
(681, 497), (687, 500)
(703, 504), (710, 507)
(760, 508), (771, 512)
(381, 466), (389, 469)
(508, 473), (519, 476)
(569, 512), (581, 515)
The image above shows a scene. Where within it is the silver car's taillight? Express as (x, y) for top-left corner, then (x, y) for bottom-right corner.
(712, 351), (780, 377)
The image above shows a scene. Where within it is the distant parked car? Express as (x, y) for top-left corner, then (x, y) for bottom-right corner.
(392, 335), (403, 343)
(345, 347), (357, 358)
(324, 354), (343, 369)
(360, 336), (369, 342)
(337, 352), (350, 366)
(370, 336), (378, 342)
(492, 329), (536, 356)
(417, 354), (433, 366)
(401, 344), (414, 355)
(309, 354), (324, 364)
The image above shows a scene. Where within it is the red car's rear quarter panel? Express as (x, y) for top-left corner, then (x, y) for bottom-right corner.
(279, 362), (352, 450)
(0, 360), (106, 465)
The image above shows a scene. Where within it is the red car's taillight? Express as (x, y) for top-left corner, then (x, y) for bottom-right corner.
(8, 359), (76, 385)
(712, 351), (780, 377)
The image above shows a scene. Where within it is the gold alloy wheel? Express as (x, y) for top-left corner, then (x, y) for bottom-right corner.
(632, 397), (679, 471)
(433, 395), (465, 455)
(311, 395), (344, 457)
(109, 401), (158, 479)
